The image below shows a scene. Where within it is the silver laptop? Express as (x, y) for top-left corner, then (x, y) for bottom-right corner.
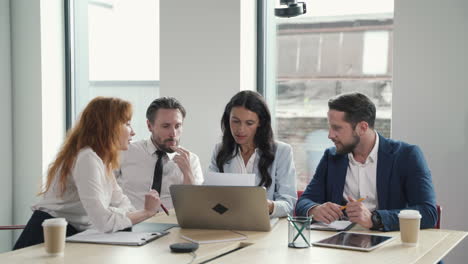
(170, 185), (277, 232)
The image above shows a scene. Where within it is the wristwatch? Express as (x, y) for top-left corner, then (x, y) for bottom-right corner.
(371, 211), (384, 230)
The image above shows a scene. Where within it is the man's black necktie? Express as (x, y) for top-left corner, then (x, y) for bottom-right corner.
(152, 150), (165, 194)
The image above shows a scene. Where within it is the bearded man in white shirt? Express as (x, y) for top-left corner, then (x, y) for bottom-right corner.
(296, 92), (437, 232)
(116, 97), (203, 210)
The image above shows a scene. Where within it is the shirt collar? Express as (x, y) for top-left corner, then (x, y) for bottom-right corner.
(235, 146), (259, 157)
(145, 138), (157, 154)
(145, 138), (177, 160)
(348, 130), (379, 165)
(368, 130), (379, 163)
(166, 152), (177, 160)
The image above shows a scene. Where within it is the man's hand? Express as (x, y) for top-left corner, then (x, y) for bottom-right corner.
(345, 196), (372, 229)
(309, 202), (343, 224)
(171, 146), (194, 184)
(144, 189), (161, 217)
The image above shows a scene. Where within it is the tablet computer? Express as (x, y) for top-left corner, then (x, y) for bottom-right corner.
(312, 232), (394, 252)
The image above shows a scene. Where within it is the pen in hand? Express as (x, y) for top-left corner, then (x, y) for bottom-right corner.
(340, 197), (366, 210)
(149, 188), (170, 216)
(160, 203), (170, 216)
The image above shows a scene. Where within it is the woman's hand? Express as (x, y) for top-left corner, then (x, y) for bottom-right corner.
(127, 190), (161, 225)
(144, 189), (161, 217)
(267, 199), (275, 215)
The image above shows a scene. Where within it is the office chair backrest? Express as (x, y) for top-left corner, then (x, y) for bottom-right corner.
(297, 191), (304, 199)
(294, 191), (305, 216)
(0, 225), (25, 230)
(435, 205), (442, 229)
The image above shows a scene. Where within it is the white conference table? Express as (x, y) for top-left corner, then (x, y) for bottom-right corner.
(1, 211), (466, 264)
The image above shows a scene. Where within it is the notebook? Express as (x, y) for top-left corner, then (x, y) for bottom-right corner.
(310, 220), (355, 231)
(180, 229), (247, 244)
(66, 229), (169, 246)
(131, 222), (178, 233)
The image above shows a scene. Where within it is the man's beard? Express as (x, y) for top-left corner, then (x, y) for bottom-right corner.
(335, 133), (360, 155)
(153, 137), (178, 153)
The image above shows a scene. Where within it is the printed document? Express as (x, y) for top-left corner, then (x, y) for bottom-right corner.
(204, 172), (255, 186)
(310, 220), (355, 231)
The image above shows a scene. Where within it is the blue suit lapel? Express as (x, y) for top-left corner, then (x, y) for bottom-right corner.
(329, 149), (348, 204)
(376, 134), (394, 209)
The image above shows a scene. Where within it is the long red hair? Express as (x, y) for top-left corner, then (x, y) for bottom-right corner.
(40, 97), (132, 196)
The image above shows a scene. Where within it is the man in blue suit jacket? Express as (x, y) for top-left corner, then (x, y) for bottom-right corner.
(296, 92), (437, 231)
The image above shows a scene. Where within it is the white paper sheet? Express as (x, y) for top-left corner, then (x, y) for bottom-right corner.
(203, 172), (255, 186)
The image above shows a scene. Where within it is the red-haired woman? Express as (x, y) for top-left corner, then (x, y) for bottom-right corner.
(14, 97), (161, 250)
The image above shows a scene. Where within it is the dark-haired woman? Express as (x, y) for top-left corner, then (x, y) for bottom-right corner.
(209, 91), (297, 218)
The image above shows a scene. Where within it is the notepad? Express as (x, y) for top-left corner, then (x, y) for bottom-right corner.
(66, 229), (169, 246)
(310, 220), (355, 231)
(131, 222), (178, 233)
(180, 229), (247, 244)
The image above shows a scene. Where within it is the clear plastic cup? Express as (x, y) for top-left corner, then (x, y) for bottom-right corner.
(288, 216), (311, 248)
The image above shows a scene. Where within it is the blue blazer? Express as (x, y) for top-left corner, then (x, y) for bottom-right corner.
(209, 141), (297, 218)
(296, 134), (437, 231)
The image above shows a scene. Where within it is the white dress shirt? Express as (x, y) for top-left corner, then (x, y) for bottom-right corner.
(32, 147), (135, 233)
(116, 139), (204, 210)
(231, 149), (286, 215)
(343, 131), (379, 211)
(231, 147), (258, 174)
(209, 141), (297, 218)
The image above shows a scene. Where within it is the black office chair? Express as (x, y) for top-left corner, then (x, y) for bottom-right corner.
(435, 205), (442, 229)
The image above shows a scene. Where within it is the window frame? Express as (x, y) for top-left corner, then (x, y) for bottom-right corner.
(64, 0), (160, 132)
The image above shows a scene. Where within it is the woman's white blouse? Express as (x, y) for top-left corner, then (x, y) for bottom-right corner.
(209, 141), (297, 218)
(32, 147), (135, 232)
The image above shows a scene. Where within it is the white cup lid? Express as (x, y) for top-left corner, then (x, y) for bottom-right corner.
(398, 209), (422, 219)
(42, 218), (68, 227)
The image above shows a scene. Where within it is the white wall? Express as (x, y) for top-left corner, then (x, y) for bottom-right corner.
(393, 0), (468, 262)
(11, 0), (43, 239)
(0, 0), (13, 251)
(10, 0), (65, 249)
(160, 0), (256, 171)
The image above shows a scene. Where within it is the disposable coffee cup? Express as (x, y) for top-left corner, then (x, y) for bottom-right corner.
(398, 210), (421, 246)
(42, 218), (67, 256)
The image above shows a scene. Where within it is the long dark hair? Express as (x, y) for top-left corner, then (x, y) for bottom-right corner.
(216, 91), (275, 188)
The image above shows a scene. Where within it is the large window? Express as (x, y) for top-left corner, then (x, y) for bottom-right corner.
(68, 0), (159, 140)
(265, 1), (394, 190)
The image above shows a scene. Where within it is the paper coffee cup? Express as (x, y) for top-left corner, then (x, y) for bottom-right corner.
(42, 218), (67, 256)
(398, 210), (421, 246)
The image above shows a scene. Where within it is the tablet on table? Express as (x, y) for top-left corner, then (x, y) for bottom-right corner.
(312, 231), (394, 252)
